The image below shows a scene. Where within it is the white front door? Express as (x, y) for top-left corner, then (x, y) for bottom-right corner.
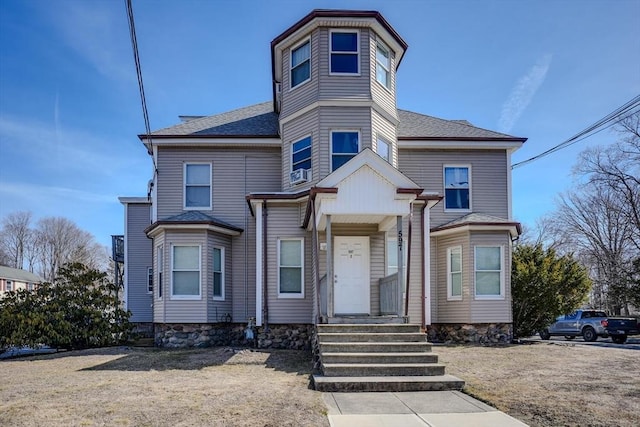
(334, 236), (370, 315)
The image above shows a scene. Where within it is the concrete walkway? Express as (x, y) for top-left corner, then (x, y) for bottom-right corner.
(323, 391), (528, 427)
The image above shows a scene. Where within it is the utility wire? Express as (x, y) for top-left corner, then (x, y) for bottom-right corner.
(512, 95), (640, 169)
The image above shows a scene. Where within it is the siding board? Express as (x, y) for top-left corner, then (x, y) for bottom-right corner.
(125, 202), (153, 323)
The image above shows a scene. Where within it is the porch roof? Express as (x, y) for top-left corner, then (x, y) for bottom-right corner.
(430, 213), (522, 238)
(145, 211), (244, 237)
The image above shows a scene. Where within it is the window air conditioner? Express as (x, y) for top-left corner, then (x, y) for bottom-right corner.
(290, 169), (309, 185)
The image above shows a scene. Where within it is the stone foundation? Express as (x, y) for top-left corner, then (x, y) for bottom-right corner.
(154, 323), (313, 350)
(427, 323), (512, 344)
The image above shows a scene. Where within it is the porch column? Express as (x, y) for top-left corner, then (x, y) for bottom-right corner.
(255, 202), (263, 326)
(397, 216), (404, 317)
(423, 205), (432, 326)
(326, 215), (333, 318)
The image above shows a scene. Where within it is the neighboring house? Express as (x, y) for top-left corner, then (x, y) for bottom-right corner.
(0, 266), (44, 297)
(119, 9), (525, 347)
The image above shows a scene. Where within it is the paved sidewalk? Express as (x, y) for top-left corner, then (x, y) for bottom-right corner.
(323, 391), (528, 427)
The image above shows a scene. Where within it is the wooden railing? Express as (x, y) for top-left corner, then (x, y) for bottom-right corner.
(379, 273), (399, 315)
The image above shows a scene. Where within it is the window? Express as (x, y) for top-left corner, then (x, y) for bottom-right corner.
(474, 246), (504, 299)
(27, 283), (34, 291)
(213, 247), (224, 300)
(156, 245), (163, 299)
(331, 131), (359, 171)
(376, 41), (391, 88)
(377, 137), (390, 162)
(291, 39), (310, 88)
(184, 163), (211, 209)
(6, 280), (12, 292)
(291, 136), (312, 172)
(278, 238), (304, 297)
(444, 166), (470, 210)
(447, 247), (462, 300)
(147, 267), (153, 293)
(386, 237), (407, 277)
(330, 30), (358, 74)
(172, 245), (201, 298)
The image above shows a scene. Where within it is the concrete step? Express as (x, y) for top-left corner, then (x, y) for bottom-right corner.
(317, 332), (427, 343)
(322, 352), (439, 364)
(322, 363), (446, 377)
(317, 323), (422, 333)
(319, 341), (432, 353)
(312, 374), (465, 392)
(325, 316), (407, 325)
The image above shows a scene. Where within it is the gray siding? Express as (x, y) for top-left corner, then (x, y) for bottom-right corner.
(433, 232), (471, 323)
(280, 29), (320, 119)
(398, 149), (509, 227)
(372, 108), (397, 166)
(369, 32), (397, 119)
(206, 232), (232, 322)
(281, 109), (320, 190)
(125, 202), (153, 322)
(152, 235), (165, 322)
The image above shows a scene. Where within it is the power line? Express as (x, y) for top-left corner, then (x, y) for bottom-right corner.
(512, 95), (640, 169)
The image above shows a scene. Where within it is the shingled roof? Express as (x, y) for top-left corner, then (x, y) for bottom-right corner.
(0, 266), (44, 284)
(146, 102), (524, 141)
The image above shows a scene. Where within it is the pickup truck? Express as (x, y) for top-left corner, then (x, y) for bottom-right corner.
(602, 317), (640, 344)
(539, 310), (609, 342)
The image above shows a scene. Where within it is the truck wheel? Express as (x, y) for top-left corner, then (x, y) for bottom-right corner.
(611, 335), (627, 344)
(582, 326), (597, 342)
(564, 336), (575, 340)
(539, 329), (550, 340)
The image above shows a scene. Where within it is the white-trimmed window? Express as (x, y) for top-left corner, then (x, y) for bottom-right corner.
(447, 246), (463, 300)
(6, 280), (12, 292)
(376, 41), (391, 88)
(156, 244), (163, 299)
(27, 283), (34, 291)
(330, 30), (359, 74)
(292, 136), (312, 172)
(444, 165), (471, 210)
(184, 163), (212, 209)
(377, 137), (390, 162)
(474, 246), (504, 299)
(171, 245), (201, 299)
(291, 38), (311, 88)
(213, 247), (224, 300)
(278, 238), (304, 298)
(331, 130), (359, 171)
(147, 267), (153, 293)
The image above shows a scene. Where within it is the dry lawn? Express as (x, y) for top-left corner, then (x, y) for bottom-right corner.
(437, 342), (640, 427)
(1, 342), (638, 427)
(0, 347), (328, 427)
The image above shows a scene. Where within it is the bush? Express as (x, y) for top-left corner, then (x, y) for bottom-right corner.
(0, 263), (131, 350)
(512, 244), (591, 338)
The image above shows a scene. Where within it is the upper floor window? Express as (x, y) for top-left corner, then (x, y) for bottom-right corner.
(376, 41), (391, 89)
(377, 137), (390, 162)
(331, 131), (359, 171)
(213, 247), (224, 300)
(171, 245), (201, 299)
(278, 238), (304, 298)
(147, 267), (153, 293)
(444, 165), (470, 210)
(184, 163), (211, 209)
(291, 39), (311, 88)
(474, 246), (504, 299)
(330, 30), (359, 74)
(447, 246), (462, 300)
(292, 136), (312, 172)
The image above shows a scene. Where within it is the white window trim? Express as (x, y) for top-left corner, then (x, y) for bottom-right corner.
(474, 245), (505, 300)
(290, 134), (312, 174)
(170, 244), (202, 300)
(447, 246), (463, 301)
(376, 136), (391, 163)
(330, 129), (360, 172)
(329, 29), (360, 75)
(6, 280), (12, 292)
(375, 39), (391, 91)
(277, 237), (305, 299)
(212, 246), (225, 301)
(147, 266), (153, 294)
(183, 162), (212, 210)
(290, 37), (311, 90)
(443, 164), (472, 212)
(156, 244), (163, 300)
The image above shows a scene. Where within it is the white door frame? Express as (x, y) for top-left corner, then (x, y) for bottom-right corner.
(333, 236), (370, 315)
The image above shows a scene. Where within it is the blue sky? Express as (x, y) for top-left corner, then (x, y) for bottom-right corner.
(1, 0), (639, 248)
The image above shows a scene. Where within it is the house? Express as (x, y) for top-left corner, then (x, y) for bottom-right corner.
(0, 266), (43, 297)
(119, 9), (525, 350)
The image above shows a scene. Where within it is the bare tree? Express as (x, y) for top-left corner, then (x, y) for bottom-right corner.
(0, 211), (33, 269)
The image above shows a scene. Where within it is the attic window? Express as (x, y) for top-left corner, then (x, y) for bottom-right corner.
(291, 39), (310, 88)
(330, 30), (359, 74)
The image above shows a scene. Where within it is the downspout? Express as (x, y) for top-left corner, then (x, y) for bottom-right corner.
(420, 203), (426, 331)
(262, 200), (269, 332)
(404, 204), (413, 317)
